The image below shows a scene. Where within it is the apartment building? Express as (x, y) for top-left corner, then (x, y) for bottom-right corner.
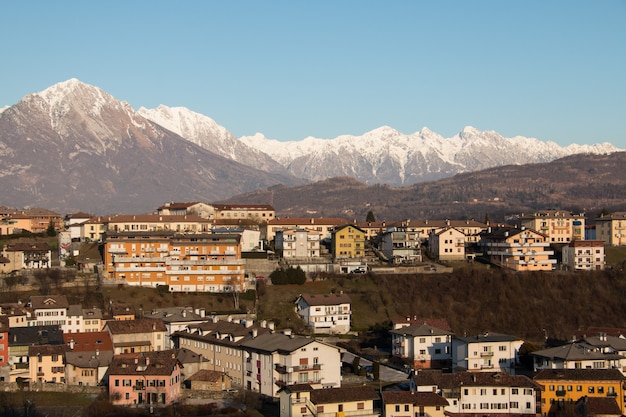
(429, 227), (466, 261)
(479, 227), (556, 271)
(520, 210), (586, 243)
(390, 323), (453, 370)
(562, 240), (606, 271)
(104, 231), (245, 293)
(452, 332), (524, 374)
(295, 293), (352, 334)
(275, 228), (321, 258)
(331, 224), (366, 260)
(596, 212), (626, 246)
(266, 217), (349, 242)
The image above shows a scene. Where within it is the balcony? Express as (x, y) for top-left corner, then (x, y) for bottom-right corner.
(480, 364), (494, 369)
(108, 247), (127, 253)
(275, 364), (321, 373)
(556, 390), (566, 397)
(480, 351), (493, 357)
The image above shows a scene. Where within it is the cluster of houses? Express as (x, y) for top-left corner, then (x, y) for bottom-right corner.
(3, 205), (625, 282)
(2, 289), (626, 417)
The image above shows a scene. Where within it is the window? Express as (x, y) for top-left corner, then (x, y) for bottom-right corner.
(588, 387), (595, 393)
(512, 388), (518, 395)
(395, 405), (400, 412)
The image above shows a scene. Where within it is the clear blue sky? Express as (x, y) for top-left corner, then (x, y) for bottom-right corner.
(1, 1), (625, 147)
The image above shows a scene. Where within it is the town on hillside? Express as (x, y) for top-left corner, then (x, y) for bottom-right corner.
(1, 202), (626, 417)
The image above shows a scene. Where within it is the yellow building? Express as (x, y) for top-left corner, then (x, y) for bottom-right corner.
(331, 224), (366, 260)
(279, 385), (380, 417)
(382, 391), (448, 417)
(104, 231), (245, 293)
(534, 368), (625, 417)
(479, 227), (556, 271)
(520, 210), (586, 243)
(596, 212), (626, 247)
(212, 204), (275, 223)
(28, 344), (68, 384)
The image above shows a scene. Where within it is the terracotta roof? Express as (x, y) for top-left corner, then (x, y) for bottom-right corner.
(310, 386), (379, 404)
(105, 318), (167, 334)
(298, 293), (352, 306)
(5, 242), (51, 252)
(534, 368), (625, 381)
(412, 371), (541, 390)
(187, 369), (229, 382)
(382, 391), (449, 406)
(29, 295), (69, 310)
(577, 396), (622, 416)
(268, 217), (349, 226)
(28, 343), (68, 357)
(212, 204), (274, 211)
(107, 213), (211, 223)
(106, 350), (181, 377)
(63, 331), (113, 352)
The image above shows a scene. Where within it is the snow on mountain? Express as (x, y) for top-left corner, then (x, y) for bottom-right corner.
(137, 105), (289, 175)
(240, 125), (622, 186)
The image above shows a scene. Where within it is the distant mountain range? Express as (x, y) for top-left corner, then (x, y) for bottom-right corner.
(0, 79), (621, 214)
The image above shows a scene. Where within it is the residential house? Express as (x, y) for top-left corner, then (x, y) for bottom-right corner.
(382, 391), (448, 417)
(534, 368), (625, 416)
(574, 396), (623, 417)
(520, 210), (586, 243)
(28, 344), (68, 384)
(390, 323), (453, 370)
(410, 370), (542, 417)
(0, 302), (30, 328)
(211, 203), (275, 223)
(80, 217), (107, 242)
(356, 221), (389, 241)
(331, 224), (366, 260)
(65, 304), (84, 333)
(106, 350), (183, 407)
(1, 242), (52, 270)
(63, 331), (114, 386)
(275, 228), (322, 259)
(110, 303), (137, 321)
(478, 226), (556, 271)
(103, 318), (168, 354)
(82, 307), (104, 332)
(65, 212), (92, 241)
(595, 212), (626, 246)
(0, 320), (8, 376)
(240, 330), (342, 397)
(8, 325), (64, 382)
(266, 217), (349, 242)
(187, 369), (232, 391)
(144, 307), (206, 349)
(531, 340), (625, 374)
(429, 227), (466, 261)
(28, 295), (69, 328)
(452, 332), (524, 374)
(104, 231), (245, 293)
(4, 208), (63, 234)
(379, 227), (422, 263)
(295, 293), (352, 334)
(386, 219), (489, 244)
(156, 202), (215, 219)
(279, 385), (380, 417)
(562, 240), (606, 271)
(105, 213), (212, 233)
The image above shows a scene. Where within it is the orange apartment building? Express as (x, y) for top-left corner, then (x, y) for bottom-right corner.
(104, 231), (245, 293)
(479, 226), (556, 271)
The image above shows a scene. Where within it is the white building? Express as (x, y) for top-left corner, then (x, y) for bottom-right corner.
(452, 332), (524, 374)
(27, 295), (69, 328)
(562, 240), (606, 271)
(275, 229), (321, 258)
(379, 228), (422, 263)
(240, 331), (342, 398)
(410, 371), (541, 417)
(429, 227), (466, 261)
(295, 293), (351, 334)
(390, 323), (453, 370)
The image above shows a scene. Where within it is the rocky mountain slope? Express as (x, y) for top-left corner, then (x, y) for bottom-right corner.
(0, 79), (299, 214)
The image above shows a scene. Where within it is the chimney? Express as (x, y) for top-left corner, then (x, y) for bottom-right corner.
(268, 321), (275, 331)
(261, 320), (267, 328)
(283, 328), (292, 336)
(146, 357), (150, 366)
(69, 339), (75, 350)
(245, 320), (253, 328)
(252, 328), (258, 338)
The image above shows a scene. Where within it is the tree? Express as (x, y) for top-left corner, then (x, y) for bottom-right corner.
(46, 220), (57, 237)
(366, 210), (376, 222)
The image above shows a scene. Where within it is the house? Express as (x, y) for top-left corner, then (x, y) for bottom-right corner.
(65, 212), (92, 241)
(574, 396), (623, 417)
(186, 369), (232, 391)
(144, 307), (206, 349)
(240, 330), (342, 397)
(156, 202), (215, 219)
(562, 240), (606, 271)
(356, 221), (388, 241)
(530, 340), (625, 373)
(266, 217), (349, 242)
(63, 331), (114, 386)
(110, 303), (137, 321)
(534, 368), (625, 416)
(82, 307), (104, 332)
(331, 224), (366, 260)
(452, 332), (524, 374)
(79, 217), (107, 242)
(28, 295), (69, 328)
(410, 370), (542, 417)
(3, 208), (63, 234)
(211, 203), (275, 224)
(28, 344), (68, 384)
(429, 227), (466, 261)
(0, 321), (8, 377)
(478, 226), (556, 271)
(279, 385), (380, 417)
(386, 219), (489, 244)
(103, 318), (168, 354)
(295, 293), (352, 334)
(106, 350), (183, 407)
(379, 227), (422, 263)
(520, 210), (586, 243)
(382, 391), (448, 417)
(8, 325), (64, 382)
(390, 322), (453, 370)
(103, 231), (246, 293)
(1, 242), (52, 270)
(595, 212), (626, 246)
(275, 228), (322, 259)
(105, 213), (212, 233)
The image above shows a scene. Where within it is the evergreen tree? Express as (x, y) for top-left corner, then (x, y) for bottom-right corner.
(366, 210), (376, 222)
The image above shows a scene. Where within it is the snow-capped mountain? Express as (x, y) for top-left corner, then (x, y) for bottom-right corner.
(137, 105), (288, 175)
(0, 79), (298, 213)
(240, 126), (621, 185)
